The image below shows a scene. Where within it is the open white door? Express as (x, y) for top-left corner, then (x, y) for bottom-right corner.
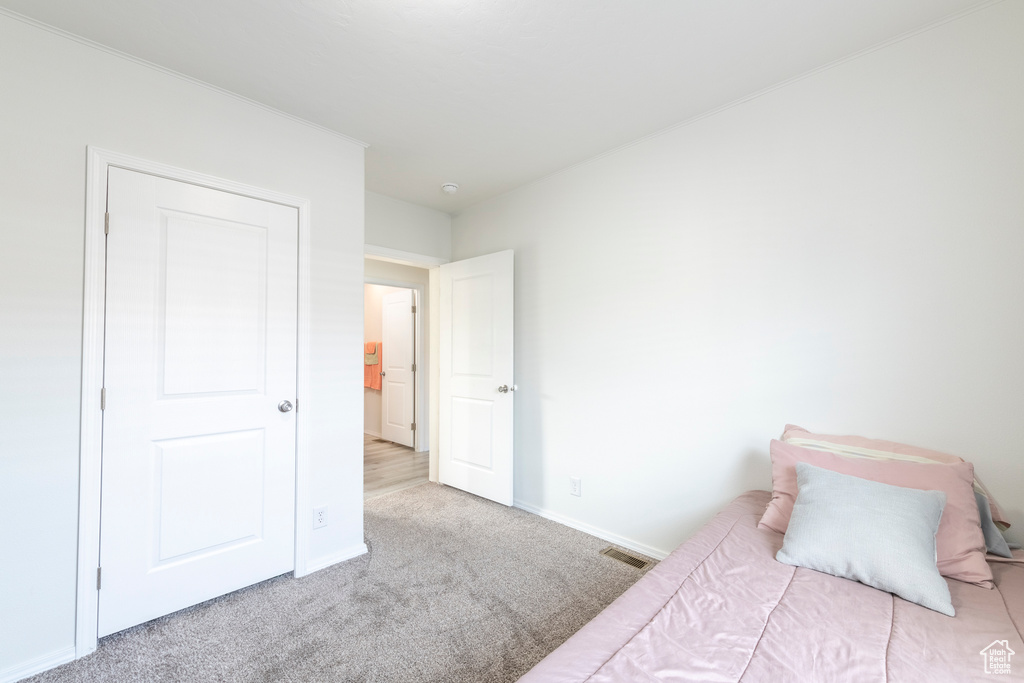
(99, 167), (298, 636)
(381, 288), (416, 447)
(439, 250), (514, 506)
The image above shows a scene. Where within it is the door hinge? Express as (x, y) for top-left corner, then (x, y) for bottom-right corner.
(100, 387), (106, 410)
(411, 305), (417, 314)
(411, 422), (416, 431)
(96, 567), (102, 590)
(104, 212), (110, 235)
(411, 363), (417, 372)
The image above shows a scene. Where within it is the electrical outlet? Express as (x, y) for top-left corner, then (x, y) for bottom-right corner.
(313, 506), (328, 529)
(570, 477), (582, 497)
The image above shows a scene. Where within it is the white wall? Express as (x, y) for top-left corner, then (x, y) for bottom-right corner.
(0, 13), (366, 678)
(365, 191), (452, 261)
(452, 3), (1024, 557)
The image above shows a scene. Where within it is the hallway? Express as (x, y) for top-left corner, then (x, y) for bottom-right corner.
(364, 433), (429, 500)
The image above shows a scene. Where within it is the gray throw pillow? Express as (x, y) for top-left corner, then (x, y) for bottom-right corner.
(976, 491), (1013, 558)
(777, 463), (954, 616)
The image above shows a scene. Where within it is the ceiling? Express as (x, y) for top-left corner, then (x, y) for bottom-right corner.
(1, 0), (988, 213)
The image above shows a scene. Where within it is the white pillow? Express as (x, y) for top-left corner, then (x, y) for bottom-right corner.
(777, 463), (953, 616)
(977, 491), (1012, 558)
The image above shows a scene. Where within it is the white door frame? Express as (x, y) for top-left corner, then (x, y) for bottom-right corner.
(365, 247), (448, 480)
(365, 278), (426, 452)
(76, 147), (314, 658)
(364, 244), (448, 268)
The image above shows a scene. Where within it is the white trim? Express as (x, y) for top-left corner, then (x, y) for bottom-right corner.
(0, 646), (76, 683)
(365, 277), (428, 290)
(303, 543), (369, 574)
(76, 147), (315, 657)
(292, 173), (314, 580)
(513, 500), (669, 561)
(365, 279), (428, 452)
(364, 429), (382, 438)
(75, 147), (108, 659)
(0, 8), (368, 150)
(364, 244), (449, 268)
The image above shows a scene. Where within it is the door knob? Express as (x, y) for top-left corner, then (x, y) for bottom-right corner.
(497, 385), (508, 393)
(278, 400), (294, 413)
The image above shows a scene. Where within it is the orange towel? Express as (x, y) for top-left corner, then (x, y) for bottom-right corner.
(364, 342), (382, 390)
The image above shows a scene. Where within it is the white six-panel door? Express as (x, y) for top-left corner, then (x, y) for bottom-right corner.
(439, 250), (514, 506)
(99, 167), (298, 636)
(381, 288), (415, 447)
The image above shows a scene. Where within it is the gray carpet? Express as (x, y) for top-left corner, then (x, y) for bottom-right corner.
(30, 483), (653, 683)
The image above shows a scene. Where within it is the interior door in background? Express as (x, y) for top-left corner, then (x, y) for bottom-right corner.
(99, 167), (298, 637)
(439, 250), (514, 506)
(381, 288), (416, 447)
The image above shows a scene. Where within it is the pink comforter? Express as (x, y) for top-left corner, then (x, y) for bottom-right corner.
(521, 491), (1024, 682)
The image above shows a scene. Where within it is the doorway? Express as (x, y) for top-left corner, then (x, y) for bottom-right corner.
(362, 249), (516, 507)
(364, 258), (430, 498)
(364, 283), (416, 447)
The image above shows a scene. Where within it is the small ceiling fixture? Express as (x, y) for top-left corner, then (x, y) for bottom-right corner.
(441, 182), (459, 195)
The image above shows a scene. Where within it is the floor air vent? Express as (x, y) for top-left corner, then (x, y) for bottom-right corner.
(600, 546), (653, 571)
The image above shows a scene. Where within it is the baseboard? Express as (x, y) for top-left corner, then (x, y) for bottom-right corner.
(0, 646), (76, 683)
(301, 542), (369, 575)
(513, 500), (669, 561)
(364, 430), (381, 438)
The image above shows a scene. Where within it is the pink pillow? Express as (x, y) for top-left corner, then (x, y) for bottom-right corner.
(760, 439), (993, 588)
(782, 424), (1009, 529)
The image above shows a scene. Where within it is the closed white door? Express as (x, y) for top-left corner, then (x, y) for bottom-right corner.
(99, 167), (298, 637)
(381, 288), (416, 447)
(439, 250), (514, 505)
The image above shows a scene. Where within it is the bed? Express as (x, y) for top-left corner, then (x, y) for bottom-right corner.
(520, 490), (1024, 682)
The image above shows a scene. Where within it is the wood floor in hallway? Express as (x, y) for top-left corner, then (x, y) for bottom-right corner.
(364, 433), (429, 500)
